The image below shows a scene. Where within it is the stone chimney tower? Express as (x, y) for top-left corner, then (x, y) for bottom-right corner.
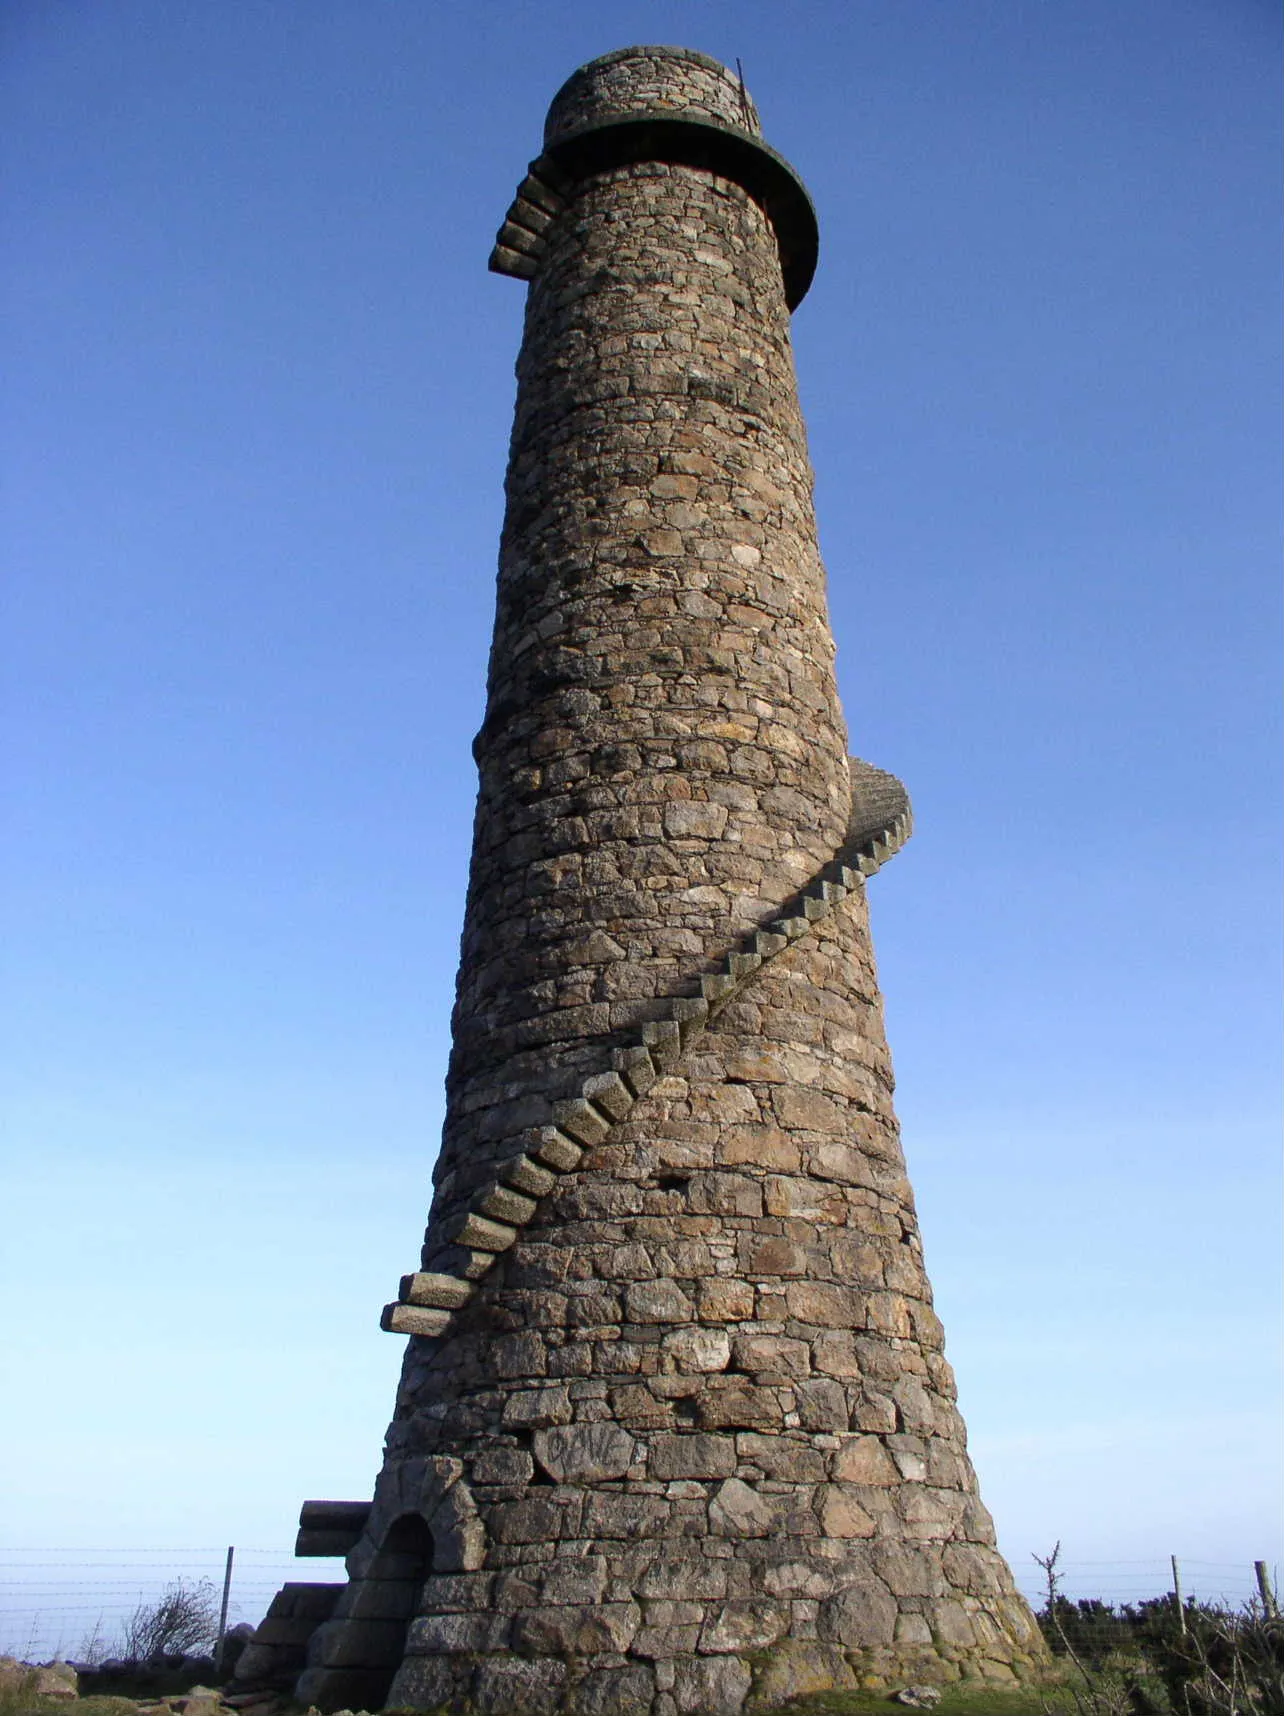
(265, 45), (1044, 1716)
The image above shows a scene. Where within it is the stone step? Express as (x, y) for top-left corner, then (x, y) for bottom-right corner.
(488, 244), (538, 280)
(517, 172), (565, 216)
(385, 761), (916, 1339)
(496, 218), (543, 257)
(613, 1044), (659, 1097)
(508, 199), (555, 237)
(640, 1017), (681, 1064)
(497, 1153), (558, 1197)
(398, 1272), (473, 1309)
(380, 1303), (452, 1338)
(449, 1212), (518, 1253)
(670, 996), (709, 1041)
(525, 1125), (584, 1172)
(550, 1096), (611, 1147)
(477, 1182), (538, 1226)
(581, 1069), (634, 1122)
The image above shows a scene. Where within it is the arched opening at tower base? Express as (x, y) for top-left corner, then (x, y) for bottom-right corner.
(302, 1512), (435, 1713)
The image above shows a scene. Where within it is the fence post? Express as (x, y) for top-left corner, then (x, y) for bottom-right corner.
(1171, 1554), (1186, 1633)
(216, 1546), (235, 1667)
(1256, 1561), (1278, 1617)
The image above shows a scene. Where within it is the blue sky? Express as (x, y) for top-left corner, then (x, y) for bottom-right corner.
(2, 0), (1279, 1641)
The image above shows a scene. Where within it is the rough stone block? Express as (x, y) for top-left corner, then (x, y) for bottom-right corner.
(499, 1153), (559, 1197)
(581, 1069), (636, 1121)
(818, 1482), (878, 1538)
(405, 1610), (510, 1653)
(834, 1434), (899, 1489)
(673, 1653), (752, 1716)
(614, 1044), (659, 1096)
(625, 1278), (695, 1323)
(525, 1125), (584, 1172)
(478, 1182), (539, 1225)
(649, 1432), (735, 1480)
(708, 1476), (773, 1537)
(817, 1580), (898, 1647)
(699, 1598), (788, 1654)
(450, 1212), (518, 1253)
(474, 1656), (568, 1716)
(532, 1421), (639, 1482)
(380, 1302), (451, 1337)
(565, 1663), (654, 1716)
(512, 1601), (641, 1655)
(698, 1278), (755, 1321)
(502, 1384), (573, 1427)
(398, 1271), (473, 1309)
(540, 1554), (608, 1605)
(551, 1096), (611, 1146)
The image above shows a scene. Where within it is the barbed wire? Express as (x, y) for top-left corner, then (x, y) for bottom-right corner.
(1, 1547), (1275, 1662)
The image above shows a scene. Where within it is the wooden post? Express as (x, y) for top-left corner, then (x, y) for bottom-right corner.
(1255, 1560), (1278, 1616)
(1171, 1555), (1186, 1633)
(216, 1545), (235, 1666)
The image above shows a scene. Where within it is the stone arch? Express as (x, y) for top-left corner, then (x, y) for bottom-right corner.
(295, 1461), (485, 1710)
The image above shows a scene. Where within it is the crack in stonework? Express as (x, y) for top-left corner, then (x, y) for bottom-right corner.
(381, 755), (911, 1340)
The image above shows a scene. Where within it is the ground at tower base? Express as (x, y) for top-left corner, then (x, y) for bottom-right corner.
(231, 44), (1050, 1716)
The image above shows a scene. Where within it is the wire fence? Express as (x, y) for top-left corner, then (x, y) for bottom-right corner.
(0, 1547), (1275, 1665)
(1011, 1559), (1270, 1612)
(0, 1547), (345, 1663)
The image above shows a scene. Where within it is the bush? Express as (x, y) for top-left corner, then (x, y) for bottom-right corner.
(115, 1580), (220, 1663)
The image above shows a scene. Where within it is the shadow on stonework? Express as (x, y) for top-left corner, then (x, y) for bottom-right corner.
(300, 1512), (435, 1712)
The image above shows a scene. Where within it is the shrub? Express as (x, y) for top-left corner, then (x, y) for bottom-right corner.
(115, 1580), (220, 1663)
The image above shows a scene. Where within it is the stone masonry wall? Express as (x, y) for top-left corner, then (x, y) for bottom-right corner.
(293, 47), (1044, 1716)
(543, 47), (762, 145)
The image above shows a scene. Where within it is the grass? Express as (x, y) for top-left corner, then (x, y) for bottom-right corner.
(759, 1681), (1078, 1716)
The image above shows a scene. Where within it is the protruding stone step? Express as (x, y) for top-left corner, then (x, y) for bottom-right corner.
(517, 172), (565, 216)
(497, 219), (544, 257)
(802, 894), (831, 920)
(613, 1044), (659, 1098)
(488, 244), (538, 280)
(525, 1125), (584, 1172)
(728, 951), (762, 980)
(295, 1500), (371, 1557)
(508, 200), (555, 236)
(700, 971), (737, 1005)
(381, 1303), (452, 1338)
(550, 1097), (611, 1147)
(294, 1528), (362, 1557)
(819, 880), (847, 903)
(581, 1070), (634, 1122)
(478, 1183), (538, 1225)
(670, 996), (709, 1042)
(753, 930), (788, 957)
(772, 916), (809, 940)
(399, 1272), (474, 1310)
(641, 1018), (682, 1064)
(498, 1153), (558, 1197)
(449, 1212), (519, 1253)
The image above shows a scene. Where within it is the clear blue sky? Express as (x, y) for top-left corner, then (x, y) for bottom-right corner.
(2, 0), (1279, 1641)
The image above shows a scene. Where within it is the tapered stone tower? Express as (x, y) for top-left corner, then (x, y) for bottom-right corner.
(246, 45), (1045, 1716)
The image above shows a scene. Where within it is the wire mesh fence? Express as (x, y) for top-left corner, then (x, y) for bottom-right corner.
(0, 1547), (1275, 1665)
(0, 1547), (345, 1663)
(1012, 1560), (1268, 1612)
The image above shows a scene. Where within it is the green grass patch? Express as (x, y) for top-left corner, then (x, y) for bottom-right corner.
(761, 1681), (1078, 1716)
